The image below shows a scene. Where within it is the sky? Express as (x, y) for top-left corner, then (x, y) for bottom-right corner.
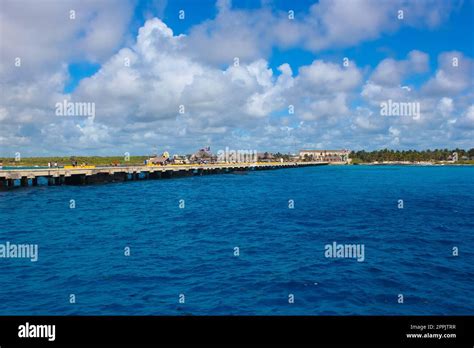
(0, 0), (473, 157)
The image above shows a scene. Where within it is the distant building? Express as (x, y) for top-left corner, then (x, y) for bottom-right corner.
(172, 155), (189, 164)
(147, 151), (171, 165)
(190, 146), (216, 163)
(148, 156), (169, 165)
(299, 149), (351, 163)
(257, 152), (274, 162)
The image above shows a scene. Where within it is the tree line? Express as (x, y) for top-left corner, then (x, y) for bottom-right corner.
(349, 148), (474, 163)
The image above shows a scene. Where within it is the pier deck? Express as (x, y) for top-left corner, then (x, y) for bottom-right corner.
(0, 161), (328, 188)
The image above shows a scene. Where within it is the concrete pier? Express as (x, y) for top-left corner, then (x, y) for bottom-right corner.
(0, 162), (328, 189)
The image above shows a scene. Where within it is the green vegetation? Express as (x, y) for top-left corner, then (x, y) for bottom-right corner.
(0, 156), (149, 167)
(350, 148), (474, 163)
(349, 157), (364, 164)
(273, 152), (292, 161)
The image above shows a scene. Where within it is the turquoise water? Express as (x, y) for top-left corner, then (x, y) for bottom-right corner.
(0, 165), (473, 315)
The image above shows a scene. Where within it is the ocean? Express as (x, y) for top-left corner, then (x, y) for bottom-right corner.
(0, 165), (473, 315)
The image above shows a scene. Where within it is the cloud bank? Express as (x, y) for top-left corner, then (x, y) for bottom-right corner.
(0, 0), (472, 156)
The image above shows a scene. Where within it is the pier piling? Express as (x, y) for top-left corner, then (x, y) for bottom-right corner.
(20, 177), (28, 187)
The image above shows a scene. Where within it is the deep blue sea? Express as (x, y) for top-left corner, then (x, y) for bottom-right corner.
(0, 165), (473, 315)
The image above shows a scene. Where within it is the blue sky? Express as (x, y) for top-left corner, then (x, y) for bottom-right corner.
(1, 0), (473, 156)
(65, 0), (474, 92)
